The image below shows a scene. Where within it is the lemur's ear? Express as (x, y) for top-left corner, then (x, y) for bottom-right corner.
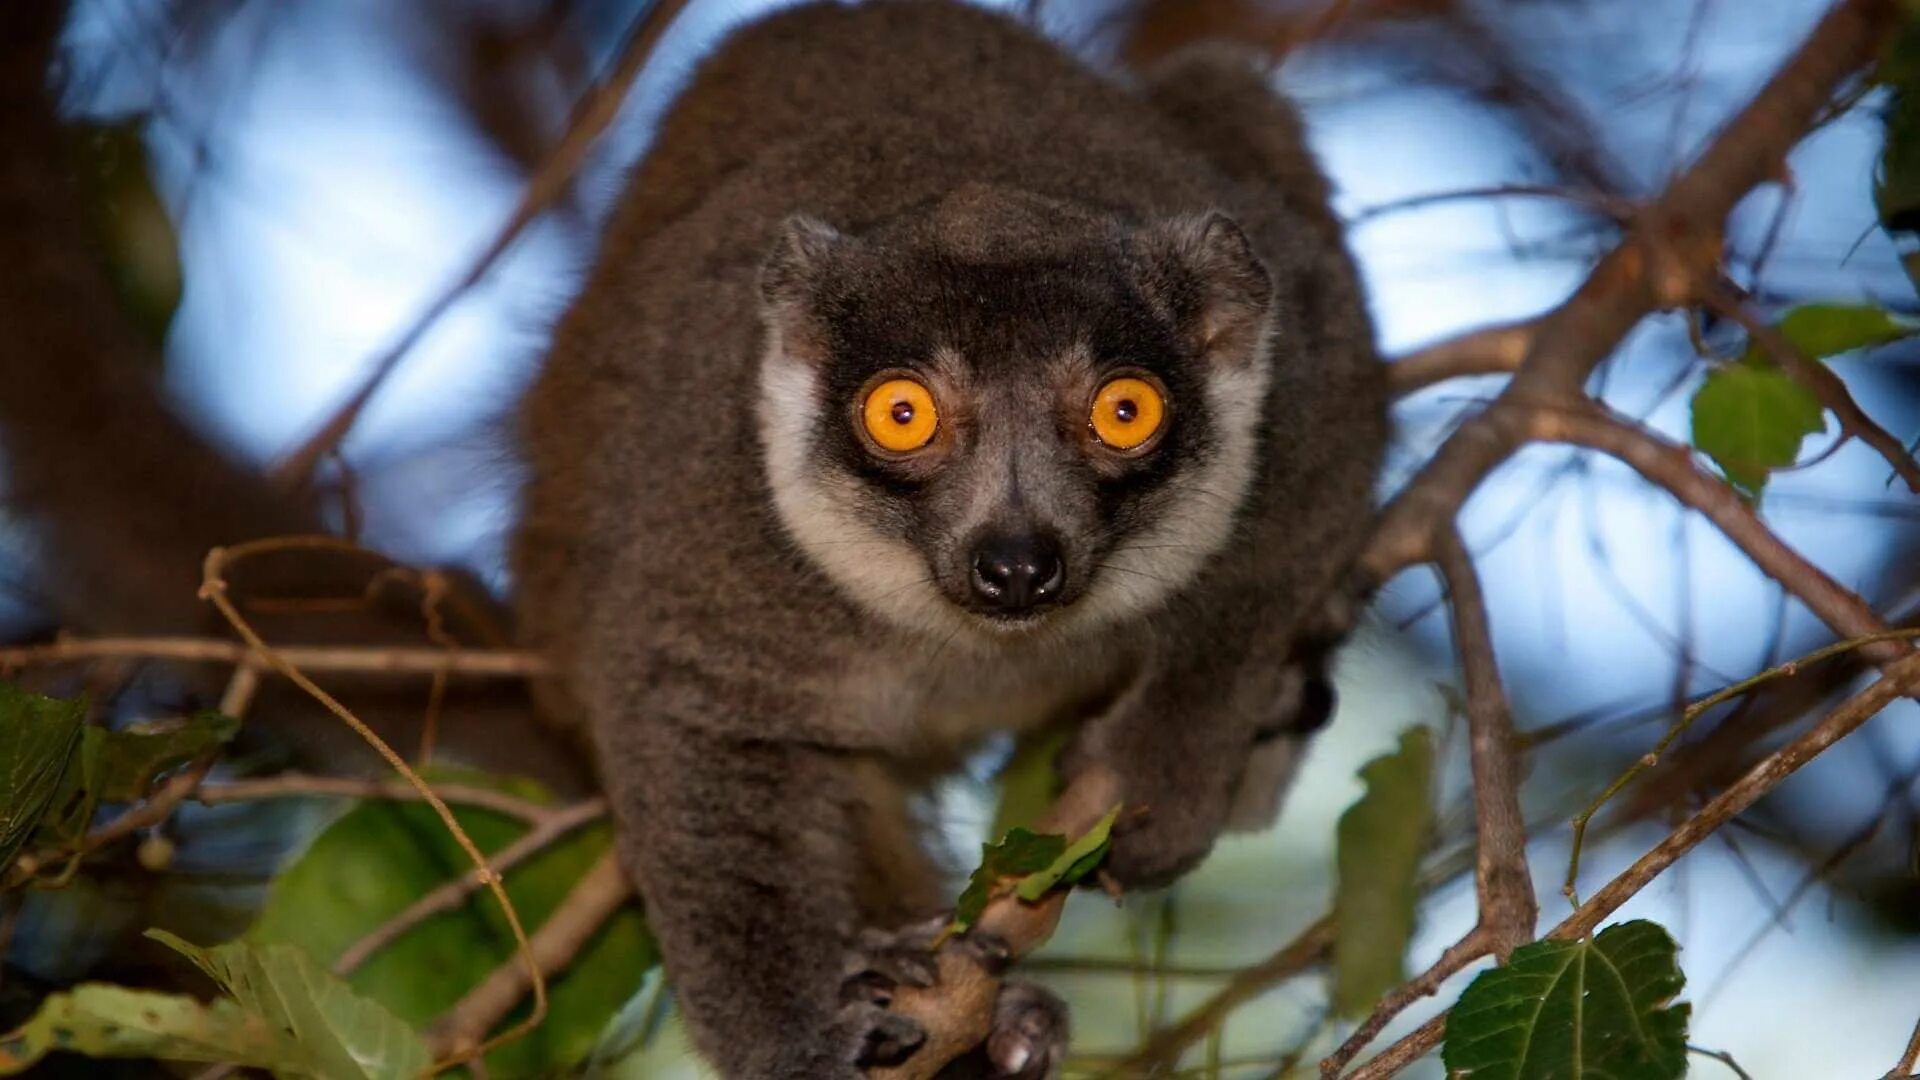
(759, 214), (845, 310)
(1131, 212), (1273, 361)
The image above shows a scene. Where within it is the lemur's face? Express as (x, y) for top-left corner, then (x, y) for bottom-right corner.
(756, 186), (1274, 641)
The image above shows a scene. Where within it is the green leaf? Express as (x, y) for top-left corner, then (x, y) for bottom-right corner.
(31, 709), (240, 851)
(65, 120), (183, 350)
(0, 683), (86, 872)
(952, 807), (1125, 931)
(1740, 303), (1917, 365)
(94, 711), (239, 803)
(1689, 363), (1826, 497)
(0, 936), (431, 1078)
(249, 768), (653, 1078)
(1331, 727), (1434, 1017)
(953, 827), (1066, 930)
(1014, 804), (1121, 903)
(1441, 920), (1691, 1080)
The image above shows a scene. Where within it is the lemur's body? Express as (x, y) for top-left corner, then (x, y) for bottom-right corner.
(514, 3), (1384, 1076)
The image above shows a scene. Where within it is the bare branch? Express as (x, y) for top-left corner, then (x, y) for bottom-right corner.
(1345, 652), (1920, 1079)
(1319, 527), (1535, 1077)
(425, 849), (634, 1059)
(1531, 406), (1904, 658)
(1118, 915), (1337, 1075)
(1386, 319), (1539, 398)
(1886, 1013), (1920, 1080)
(335, 798), (607, 975)
(0, 635), (550, 678)
(1359, 0), (1897, 582)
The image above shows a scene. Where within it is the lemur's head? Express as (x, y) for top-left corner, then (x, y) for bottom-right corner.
(756, 184), (1274, 641)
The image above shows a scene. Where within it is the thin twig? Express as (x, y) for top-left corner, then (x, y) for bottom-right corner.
(270, 0), (696, 488)
(1691, 1044), (1757, 1080)
(425, 849), (634, 1058)
(1344, 651), (1920, 1079)
(1349, 184), (1635, 227)
(0, 635), (549, 677)
(1115, 916), (1337, 1076)
(196, 774), (565, 824)
(1887, 1013), (1920, 1080)
(1562, 625), (1920, 899)
(335, 798), (607, 975)
(198, 535), (546, 1071)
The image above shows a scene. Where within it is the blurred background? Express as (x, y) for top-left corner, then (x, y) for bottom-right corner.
(6, 0), (1920, 1075)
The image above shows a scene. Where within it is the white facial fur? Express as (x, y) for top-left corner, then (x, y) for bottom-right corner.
(755, 327), (1273, 644)
(757, 338), (977, 642)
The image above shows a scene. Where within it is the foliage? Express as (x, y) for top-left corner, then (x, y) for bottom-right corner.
(952, 806), (1122, 931)
(0, 683), (86, 871)
(0, 682), (239, 874)
(0, 931), (430, 1078)
(249, 768), (654, 1078)
(1689, 303), (1915, 498)
(1331, 727), (1434, 1017)
(1441, 921), (1691, 1080)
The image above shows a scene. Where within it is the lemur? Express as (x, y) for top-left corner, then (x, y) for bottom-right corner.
(513, 2), (1386, 1076)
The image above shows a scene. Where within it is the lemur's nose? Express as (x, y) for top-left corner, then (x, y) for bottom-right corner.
(969, 534), (1066, 613)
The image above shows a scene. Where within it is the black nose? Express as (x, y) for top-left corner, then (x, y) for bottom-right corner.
(969, 534), (1066, 613)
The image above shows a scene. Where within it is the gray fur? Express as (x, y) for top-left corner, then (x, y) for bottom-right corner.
(514, 3), (1384, 1077)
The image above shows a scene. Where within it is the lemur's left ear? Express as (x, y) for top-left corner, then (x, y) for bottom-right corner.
(1130, 212), (1273, 361)
(758, 215), (847, 361)
(759, 214), (845, 310)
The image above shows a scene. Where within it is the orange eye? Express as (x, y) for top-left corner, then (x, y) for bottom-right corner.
(1089, 376), (1166, 451)
(862, 377), (939, 452)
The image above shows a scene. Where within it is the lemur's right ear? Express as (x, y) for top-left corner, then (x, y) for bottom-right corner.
(758, 214), (844, 310)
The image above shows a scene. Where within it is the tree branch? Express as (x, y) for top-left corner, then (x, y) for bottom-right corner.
(335, 798), (607, 975)
(1344, 653), (1920, 1078)
(425, 849), (634, 1059)
(1358, 0), (1896, 582)
(0, 635), (550, 678)
(1386, 319), (1540, 398)
(1318, 527), (1539, 1078)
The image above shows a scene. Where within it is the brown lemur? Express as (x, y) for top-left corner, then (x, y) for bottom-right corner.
(514, 1), (1386, 1076)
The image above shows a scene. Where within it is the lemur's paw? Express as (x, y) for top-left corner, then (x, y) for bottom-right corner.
(986, 981), (1070, 1078)
(837, 1000), (926, 1069)
(840, 915), (948, 1004)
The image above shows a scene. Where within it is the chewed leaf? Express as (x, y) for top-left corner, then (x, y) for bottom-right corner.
(953, 827), (1066, 929)
(1014, 804), (1122, 902)
(1441, 920), (1690, 1080)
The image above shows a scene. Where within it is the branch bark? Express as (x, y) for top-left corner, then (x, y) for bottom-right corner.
(1358, 0), (1895, 582)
